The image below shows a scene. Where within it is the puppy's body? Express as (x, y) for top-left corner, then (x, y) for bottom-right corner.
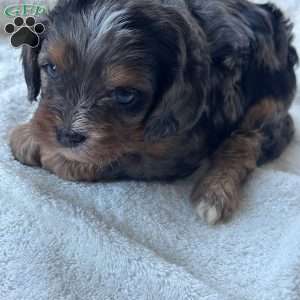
(10, 0), (298, 224)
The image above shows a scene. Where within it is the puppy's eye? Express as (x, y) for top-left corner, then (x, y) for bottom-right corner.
(112, 88), (139, 105)
(43, 63), (58, 79)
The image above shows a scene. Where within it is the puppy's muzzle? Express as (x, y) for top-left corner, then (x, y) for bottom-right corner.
(56, 128), (87, 148)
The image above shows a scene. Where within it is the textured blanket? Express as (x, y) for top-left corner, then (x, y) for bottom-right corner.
(1, 1), (300, 299)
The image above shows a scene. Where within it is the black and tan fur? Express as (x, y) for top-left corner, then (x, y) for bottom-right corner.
(10, 0), (298, 224)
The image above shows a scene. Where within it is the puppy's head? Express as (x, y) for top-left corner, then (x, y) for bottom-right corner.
(22, 0), (209, 165)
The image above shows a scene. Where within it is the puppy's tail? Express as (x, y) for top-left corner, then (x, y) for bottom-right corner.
(259, 3), (299, 68)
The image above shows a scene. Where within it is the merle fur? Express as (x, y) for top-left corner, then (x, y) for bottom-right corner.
(20, 0), (298, 181)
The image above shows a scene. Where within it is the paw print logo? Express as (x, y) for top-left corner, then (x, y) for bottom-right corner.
(5, 16), (45, 48)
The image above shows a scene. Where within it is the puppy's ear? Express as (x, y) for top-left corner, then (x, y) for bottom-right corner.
(144, 8), (210, 141)
(21, 17), (48, 102)
(22, 45), (42, 102)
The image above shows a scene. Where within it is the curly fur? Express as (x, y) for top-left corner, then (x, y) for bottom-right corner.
(10, 0), (298, 224)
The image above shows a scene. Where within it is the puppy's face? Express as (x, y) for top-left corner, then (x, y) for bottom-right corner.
(22, 1), (209, 166)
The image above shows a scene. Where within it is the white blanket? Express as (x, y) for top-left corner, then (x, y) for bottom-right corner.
(1, 1), (300, 299)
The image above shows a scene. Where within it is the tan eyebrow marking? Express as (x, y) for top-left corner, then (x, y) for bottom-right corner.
(48, 41), (73, 71)
(106, 65), (152, 91)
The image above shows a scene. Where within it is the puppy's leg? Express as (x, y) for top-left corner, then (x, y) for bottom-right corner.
(192, 99), (294, 224)
(10, 123), (41, 167)
(10, 125), (115, 182)
(10, 124), (101, 181)
(41, 152), (101, 182)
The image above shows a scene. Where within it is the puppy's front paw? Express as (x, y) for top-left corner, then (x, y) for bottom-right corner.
(191, 175), (240, 225)
(9, 124), (41, 167)
(41, 152), (99, 182)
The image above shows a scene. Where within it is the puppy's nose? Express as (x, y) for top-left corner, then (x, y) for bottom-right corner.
(56, 128), (87, 148)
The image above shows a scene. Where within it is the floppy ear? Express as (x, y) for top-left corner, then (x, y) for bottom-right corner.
(144, 8), (210, 141)
(22, 45), (42, 102)
(21, 17), (48, 102)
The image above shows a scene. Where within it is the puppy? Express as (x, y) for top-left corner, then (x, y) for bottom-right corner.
(10, 0), (298, 224)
